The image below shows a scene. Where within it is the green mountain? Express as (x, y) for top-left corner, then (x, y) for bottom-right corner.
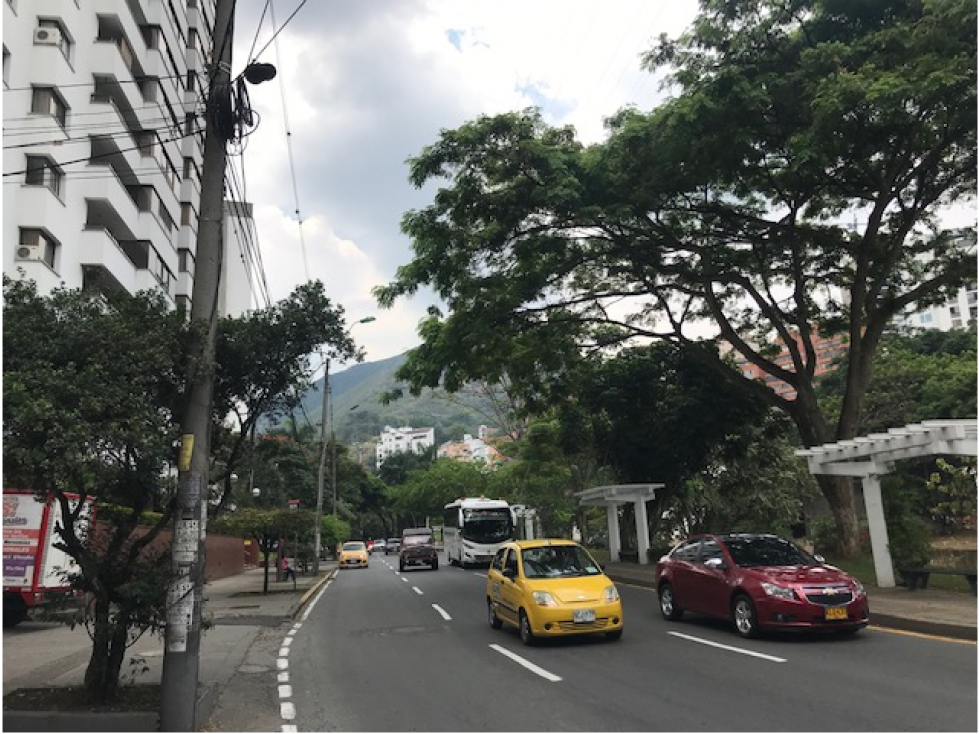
(290, 353), (504, 445)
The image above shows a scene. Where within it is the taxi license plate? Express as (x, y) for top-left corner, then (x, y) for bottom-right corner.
(573, 609), (596, 624)
(825, 606), (848, 620)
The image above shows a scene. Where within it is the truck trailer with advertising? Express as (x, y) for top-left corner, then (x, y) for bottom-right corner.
(3, 490), (93, 627)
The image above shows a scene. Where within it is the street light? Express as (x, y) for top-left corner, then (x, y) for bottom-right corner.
(313, 316), (376, 574)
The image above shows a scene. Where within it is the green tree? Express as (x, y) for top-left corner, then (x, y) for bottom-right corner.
(818, 326), (977, 434)
(211, 509), (315, 593)
(389, 459), (490, 524)
(210, 280), (360, 513)
(376, 0), (976, 556)
(2, 278), (189, 703)
(679, 414), (821, 536)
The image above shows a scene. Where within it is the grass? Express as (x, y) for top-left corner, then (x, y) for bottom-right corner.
(824, 552), (975, 594)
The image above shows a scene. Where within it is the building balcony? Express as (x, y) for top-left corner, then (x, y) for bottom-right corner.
(78, 227), (139, 294)
(89, 42), (143, 113)
(82, 168), (141, 227)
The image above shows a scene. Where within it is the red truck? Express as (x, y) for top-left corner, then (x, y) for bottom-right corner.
(3, 490), (94, 627)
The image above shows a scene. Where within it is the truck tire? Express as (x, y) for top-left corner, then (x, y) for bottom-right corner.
(4, 593), (28, 628)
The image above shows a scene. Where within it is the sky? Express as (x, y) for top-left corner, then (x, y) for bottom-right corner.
(230, 0), (701, 372)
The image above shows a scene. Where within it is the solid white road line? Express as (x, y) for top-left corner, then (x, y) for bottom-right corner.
(432, 604), (452, 621)
(668, 631), (787, 663)
(489, 644), (563, 682)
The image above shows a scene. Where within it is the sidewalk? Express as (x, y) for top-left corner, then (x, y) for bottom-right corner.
(3, 563), (337, 732)
(4, 558), (975, 732)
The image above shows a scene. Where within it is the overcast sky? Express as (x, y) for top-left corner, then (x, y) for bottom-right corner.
(230, 0), (701, 371)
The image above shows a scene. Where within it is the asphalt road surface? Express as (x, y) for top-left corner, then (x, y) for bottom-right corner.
(282, 553), (977, 732)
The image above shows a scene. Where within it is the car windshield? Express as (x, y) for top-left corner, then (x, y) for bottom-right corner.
(521, 545), (603, 579)
(387, 539), (399, 544)
(402, 534), (432, 546)
(342, 542), (365, 552)
(723, 536), (816, 567)
(461, 509), (512, 544)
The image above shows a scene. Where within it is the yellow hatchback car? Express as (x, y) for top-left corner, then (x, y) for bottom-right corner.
(339, 541), (369, 569)
(486, 539), (623, 644)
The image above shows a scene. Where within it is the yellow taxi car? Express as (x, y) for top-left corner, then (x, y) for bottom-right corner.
(339, 541), (369, 569)
(486, 539), (623, 644)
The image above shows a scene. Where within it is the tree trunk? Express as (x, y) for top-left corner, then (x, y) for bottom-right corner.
(815, 474), (861, 557)
(83, 598), (128, 703)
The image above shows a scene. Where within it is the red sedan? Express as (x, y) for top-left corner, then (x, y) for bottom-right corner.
(654, 533), (869, 638)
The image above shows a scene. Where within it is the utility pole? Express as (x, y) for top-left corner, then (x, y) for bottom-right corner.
(313, 359), (329, 574)
(160, 0), (234, 729)
(312, 316), (373, 573)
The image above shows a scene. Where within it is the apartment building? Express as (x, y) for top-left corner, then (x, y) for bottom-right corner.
(3, 0), (216, 311)
(375, 425), (435, 468)
(437, 426), (504, 465)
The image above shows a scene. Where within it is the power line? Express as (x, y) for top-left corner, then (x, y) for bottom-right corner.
(2, 128), (199, 177)
(247, 0), (309, 66)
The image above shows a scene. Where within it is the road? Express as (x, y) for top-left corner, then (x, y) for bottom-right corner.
(278, 552), (977, 732)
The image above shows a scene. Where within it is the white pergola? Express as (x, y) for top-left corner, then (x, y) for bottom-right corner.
(796, 419), (978, 587)
(575, 484), (662, 565)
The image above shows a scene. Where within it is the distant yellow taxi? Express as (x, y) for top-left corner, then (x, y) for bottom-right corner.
(339, 541), (369, 569)
(486, 539), (623, 644)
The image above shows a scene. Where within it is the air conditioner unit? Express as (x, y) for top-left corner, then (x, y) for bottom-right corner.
(15, 244), (41, 261)
(34, 27), (63, 46)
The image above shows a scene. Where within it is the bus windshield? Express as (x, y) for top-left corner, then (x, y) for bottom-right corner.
(461, 508), (511, 544)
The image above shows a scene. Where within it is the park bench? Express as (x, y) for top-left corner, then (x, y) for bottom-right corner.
(899, 566), (977, 596)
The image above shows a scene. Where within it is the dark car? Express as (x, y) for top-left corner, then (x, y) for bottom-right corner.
(654, 533), (869, 638)
(399, 528), (438, 571)
(385, 538), (400, 555)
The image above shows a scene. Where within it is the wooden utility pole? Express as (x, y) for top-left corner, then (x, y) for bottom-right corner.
(160, 0), (234, 728)
(313, 360), (330, 574)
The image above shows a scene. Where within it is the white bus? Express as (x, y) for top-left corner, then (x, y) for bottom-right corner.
(442, 497), (514, 567)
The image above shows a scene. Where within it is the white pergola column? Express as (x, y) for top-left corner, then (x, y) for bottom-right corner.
(796, 420), (977, 592)
(862, 474), (896, 588)
(606, 504), (621, 564)
(635, 498), (651, 565)
(575, 484), (662, 564)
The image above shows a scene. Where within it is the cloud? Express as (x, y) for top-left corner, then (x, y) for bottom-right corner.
(231, 0), (700, 367)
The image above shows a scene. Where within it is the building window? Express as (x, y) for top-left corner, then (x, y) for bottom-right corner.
(17, 228), (58, 269)
(918, 312), (933, 324)
(31, 86), (68, 128)
(24, 155), (64, 197)
(141, 25), (162, 50)
(182, 157), (199, 182)
(180, 202), (195, 226)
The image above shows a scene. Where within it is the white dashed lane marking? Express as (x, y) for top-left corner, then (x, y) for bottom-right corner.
(668, 631), (787, 663)
(489, 644), (563, 682)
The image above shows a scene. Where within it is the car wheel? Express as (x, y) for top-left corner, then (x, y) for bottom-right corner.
(732, 594), (760, 639)
(605, 628), (623, 641)
(658, 583), (684, 621)
(399, 559), (405, 572)
(431, 557), (438, 571)
(518, 610), (536, 646)
(488, 599), (503, 630)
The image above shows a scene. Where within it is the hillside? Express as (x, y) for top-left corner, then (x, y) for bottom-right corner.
(291, 353), (504, 444)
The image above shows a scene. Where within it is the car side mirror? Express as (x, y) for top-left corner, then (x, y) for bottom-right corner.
(814, 554), (825, 563)
(703, 557), (727, 571)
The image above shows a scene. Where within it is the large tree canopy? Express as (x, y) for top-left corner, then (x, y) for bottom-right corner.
(376, 0), (976, 555)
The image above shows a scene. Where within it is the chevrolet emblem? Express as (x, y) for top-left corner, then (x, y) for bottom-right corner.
(824, 588), (837, 595)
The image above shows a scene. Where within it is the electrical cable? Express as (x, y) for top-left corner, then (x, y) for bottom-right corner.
(246, 0), (309, 67)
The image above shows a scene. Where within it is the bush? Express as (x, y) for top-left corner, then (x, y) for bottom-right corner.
(882, 476), (932, 575)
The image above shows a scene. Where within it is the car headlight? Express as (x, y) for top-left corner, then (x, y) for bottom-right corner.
(604, 585), (620, 603)
(532, 591), (557, 607)
(760, 582), (797, 600)
(852, 580), (866, 597)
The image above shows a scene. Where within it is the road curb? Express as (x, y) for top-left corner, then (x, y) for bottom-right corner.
(292, 569), (337, 619)
(2, 685), (216, 733)
(869, 613), (977, 641)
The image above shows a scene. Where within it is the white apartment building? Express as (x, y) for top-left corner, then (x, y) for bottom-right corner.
(2, 0), (220, 313)
(375, 425), (435, 467)
(894, 282), (978, 333)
